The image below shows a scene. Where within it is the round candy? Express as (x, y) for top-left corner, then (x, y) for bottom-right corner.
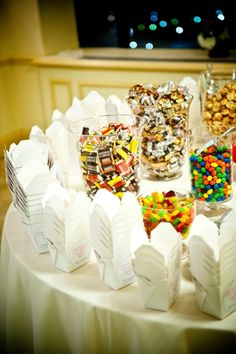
(190, 144), (232, 203)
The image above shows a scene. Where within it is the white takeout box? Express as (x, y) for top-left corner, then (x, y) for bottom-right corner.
(4, 140), (52, 254)
(90, 189), (143, 290)
(188, 213), (236, 319)
(131, 223), (182, 311)
(43, 183), (91, 273)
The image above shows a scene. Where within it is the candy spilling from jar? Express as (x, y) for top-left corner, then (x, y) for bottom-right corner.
(138, 190), (195, 238)
(79, 123), (140, 199)
(190, 144), (232, 203)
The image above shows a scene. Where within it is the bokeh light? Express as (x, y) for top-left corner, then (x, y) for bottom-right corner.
(159, 20), (167, 28)
(176, 27), (184, 34)
(129, 41), (138, 49)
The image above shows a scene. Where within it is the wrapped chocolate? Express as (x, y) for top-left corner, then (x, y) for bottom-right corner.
(69, 114), (140, 199)
(199, 68), (236, 136)
(126, 81), (193, 179)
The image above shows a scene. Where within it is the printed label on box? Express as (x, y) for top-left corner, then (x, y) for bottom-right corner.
(223, 279), (236, 312)
(69, 239), (90, 267)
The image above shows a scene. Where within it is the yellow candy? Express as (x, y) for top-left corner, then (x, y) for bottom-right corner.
(211, 162), (218, 167)
(172, 210), (179, 216)
(164, 214), (171, 222)
(83, 144), (95, 153)
(114, 191), (124, 199)
(117, 148), (129, 160)
(180, 216), (188, 223)
(128, 138), (139, 153)
(108, 176), (122, 186)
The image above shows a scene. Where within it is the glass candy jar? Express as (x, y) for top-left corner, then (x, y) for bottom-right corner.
(189, 126), (233, 220)
(127, 81), (193, 180)
(69, 114), (141, 199)
(199, 68), (236, 136)
(138, 188), (196, 240)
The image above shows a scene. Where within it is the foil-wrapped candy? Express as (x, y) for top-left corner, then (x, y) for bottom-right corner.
(126, 81), (193, 179)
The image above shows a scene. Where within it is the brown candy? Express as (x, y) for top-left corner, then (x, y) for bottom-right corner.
(203, 82), (236, 136)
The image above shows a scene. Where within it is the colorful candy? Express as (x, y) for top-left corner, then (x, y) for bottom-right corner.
(138, 190), (195, 238)
(190, 144), (232, 203)
(79, 122), (140, 198)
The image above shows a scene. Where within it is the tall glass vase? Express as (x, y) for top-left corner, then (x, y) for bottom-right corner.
(126, 81), (193, 180)
(69, 114), (141, 199)
(189, 125), (233, 220)
(199, 67), (236, 137)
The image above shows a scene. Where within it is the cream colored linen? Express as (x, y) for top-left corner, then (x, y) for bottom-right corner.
(1, 166), (236, 354)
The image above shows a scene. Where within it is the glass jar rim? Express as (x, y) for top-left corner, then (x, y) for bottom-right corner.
(138, 188), (196, 210)
(68, 113), (138, 135)
(201, 68), (236, 80)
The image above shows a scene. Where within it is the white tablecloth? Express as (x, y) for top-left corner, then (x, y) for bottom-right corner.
(1, 166), (236, 354)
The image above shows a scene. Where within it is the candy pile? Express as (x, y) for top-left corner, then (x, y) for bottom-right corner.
(126, 81), (193, 179)
(79, 123), (139, 198)
(203, 80), (236, 136)
(190, 144), (232, 203)
(138, 190), (195, 238)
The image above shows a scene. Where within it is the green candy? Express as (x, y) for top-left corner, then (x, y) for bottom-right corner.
(150, 215), (159, 222)
(158, 210), (166, 217)
(142, 206), (147, 213)
(172, 218), (180, 226)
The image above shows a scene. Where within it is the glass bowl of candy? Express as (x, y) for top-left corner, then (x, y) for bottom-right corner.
(138, 188), (196, 241)
(199, 67), (236, 137)
(126, 81), (193, 180)
(69, 114), (141, 199)
(189, 126), (233, 220)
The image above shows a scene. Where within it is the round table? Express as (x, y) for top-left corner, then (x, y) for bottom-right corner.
(1, 168), (236, 354)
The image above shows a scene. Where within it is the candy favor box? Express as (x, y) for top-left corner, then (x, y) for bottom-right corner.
(188, 213), (236, 319)
(4, 140), (53, 254)
(89, 189), (143, 290)
(42, 183), (91, 273)
(131, 223), (182, 311)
